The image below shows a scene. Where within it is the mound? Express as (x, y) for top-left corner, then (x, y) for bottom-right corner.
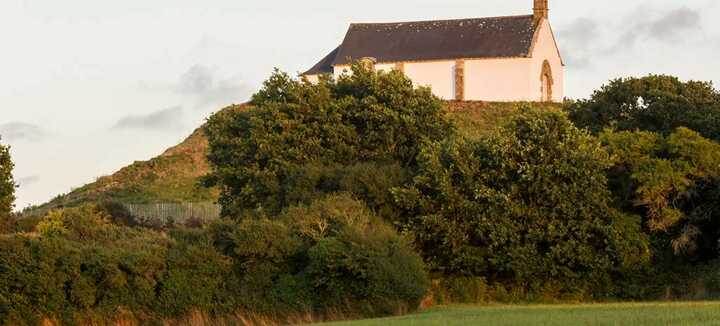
(32, 102), (558, 212)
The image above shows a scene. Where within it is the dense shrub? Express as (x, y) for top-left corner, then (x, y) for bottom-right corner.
(0, 197), (429, 324)
(277, 162), (407, 221)
(601, 128), (720, 260)
(208, 194), (429, 316)
(566, 75), (720, 140)
(0, 137), (15, 220)
(566, 75), (720, 297)
(156, 238), (232, 316)
(290, 194), (429, 315)
(394, 107), (649, 295)
(204, 64), (453, 218)
(0, 205), (174, 324)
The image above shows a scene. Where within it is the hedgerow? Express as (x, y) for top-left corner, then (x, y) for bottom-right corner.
(0, 199), (428, 324)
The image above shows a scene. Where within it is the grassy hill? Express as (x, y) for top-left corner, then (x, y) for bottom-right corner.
(31, 102), (559, 213)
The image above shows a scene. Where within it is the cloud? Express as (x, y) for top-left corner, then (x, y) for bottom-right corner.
(558, 6), (704, 70)
(608, 6), (702, 53)
(175, 64), (252, 107)
(558, 18), (600, 49)
(177, 65), (215, 95)
(558, 18), (601, 70)
(113, 106), (185, 131)
(0, 122), (46, 142)
(17, 175), (40, 187)
(647, 7), (702, 41)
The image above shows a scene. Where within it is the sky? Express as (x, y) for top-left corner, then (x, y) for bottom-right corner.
(1, 0), (719, 208)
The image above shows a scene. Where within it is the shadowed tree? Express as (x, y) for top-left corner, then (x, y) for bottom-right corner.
(0, 137), (16, 218)
(203, 63), (454, 219)
(566, 75), (720, 140)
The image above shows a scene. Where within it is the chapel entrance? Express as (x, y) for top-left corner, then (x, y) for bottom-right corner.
(540, 60), (553, 102)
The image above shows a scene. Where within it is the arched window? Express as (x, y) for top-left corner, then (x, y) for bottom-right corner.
(540, 60), (554, 102)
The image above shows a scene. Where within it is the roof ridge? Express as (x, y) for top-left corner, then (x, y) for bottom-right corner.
(349, 14), (534, 26)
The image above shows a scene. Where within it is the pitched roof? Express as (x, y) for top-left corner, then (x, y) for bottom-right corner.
(304, 15), (538, 75)
(304, 46), (340, 75)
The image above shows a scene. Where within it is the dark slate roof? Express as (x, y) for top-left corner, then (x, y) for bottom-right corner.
(303, 15), (538, 75)
(304, 46), (340, 75)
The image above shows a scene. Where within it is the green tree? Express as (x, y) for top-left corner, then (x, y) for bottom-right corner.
(204, 64), (454, 218)
(394, 107), (649, 292)
(602, 127), (720, 259)
(0, 137), (16, 217)
(566, 75), (720, 139)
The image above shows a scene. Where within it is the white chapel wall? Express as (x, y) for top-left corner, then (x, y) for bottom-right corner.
(464, 58), (534, 101)
(375, 63), (396, 72)
(403, 61), (456, 100)
(529, 19), (564, 101)
(304, 74), (320, 84)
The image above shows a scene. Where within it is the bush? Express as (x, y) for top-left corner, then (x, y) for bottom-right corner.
(288, 194), (430, 315)
(156, 239), (232, 316)
(601, 127), (720, 260)
(394, 107), (649, 296)
(35, 205), (112, 241)
(278, 162), (407, 222)
(0, 197), (432, 324)
(430, 277), (490, 304)
(0, 137), (15, 218)
(204, 63), (453, 218)
(208, 194), (430, 316)
(98, 201), (136, 227)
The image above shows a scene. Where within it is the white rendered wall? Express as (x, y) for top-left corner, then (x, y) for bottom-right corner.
(332, 63), (397, 79)
(375, 63), (396, 73)
(464, 58), (533, 101)
(530, 19), (564, 101)
(404, 61), (456, 100)
(304, 74), (320, 84)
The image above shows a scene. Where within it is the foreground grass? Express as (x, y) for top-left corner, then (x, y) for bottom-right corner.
(320, 302), (720, 326)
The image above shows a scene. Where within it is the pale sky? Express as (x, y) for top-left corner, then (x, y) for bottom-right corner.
(2, 0), (719, 208)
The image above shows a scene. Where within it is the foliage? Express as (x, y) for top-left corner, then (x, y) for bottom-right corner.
(601, 127), (720, 258)
(0, 137), (15, 218)
(28, 101), (531, 219)
(566, 75), (720, 139)
(204, 64), (454, 217)
(290, 194), (429, 314)
(394, 107), (649, 294)
(0, 197), (429, 324)
(208, 194), (429, 316)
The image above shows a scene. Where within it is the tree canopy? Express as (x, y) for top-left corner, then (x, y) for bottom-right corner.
(602, 127), (720, 259)
(204, 64), (454, 218)
(566, 75), (720, 139)
(393, 108), (649, 291)
(0, 137), (15, 217)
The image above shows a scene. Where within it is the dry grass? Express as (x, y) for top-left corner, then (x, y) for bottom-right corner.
(38, 308), (374, 326)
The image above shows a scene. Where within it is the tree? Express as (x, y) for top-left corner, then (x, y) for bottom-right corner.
(204, 64), (454, 218)
(566, 75), (720, 140)
(0, 137), (15, 217)
(393, 107), (649, 291)
(601, 127), (720, 259)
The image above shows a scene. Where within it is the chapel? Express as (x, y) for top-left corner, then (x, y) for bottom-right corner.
(303, 0), (563, 102)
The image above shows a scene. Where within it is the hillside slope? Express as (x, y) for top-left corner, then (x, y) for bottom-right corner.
(34, 102), (559, 212)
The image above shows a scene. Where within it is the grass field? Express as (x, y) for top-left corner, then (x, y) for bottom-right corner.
(321, 302), (720, 326)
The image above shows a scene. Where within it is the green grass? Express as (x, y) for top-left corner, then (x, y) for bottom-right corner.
(321, 302), (720, 326)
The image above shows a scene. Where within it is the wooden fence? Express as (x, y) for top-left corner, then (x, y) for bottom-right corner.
(122, 202), (221, 225)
